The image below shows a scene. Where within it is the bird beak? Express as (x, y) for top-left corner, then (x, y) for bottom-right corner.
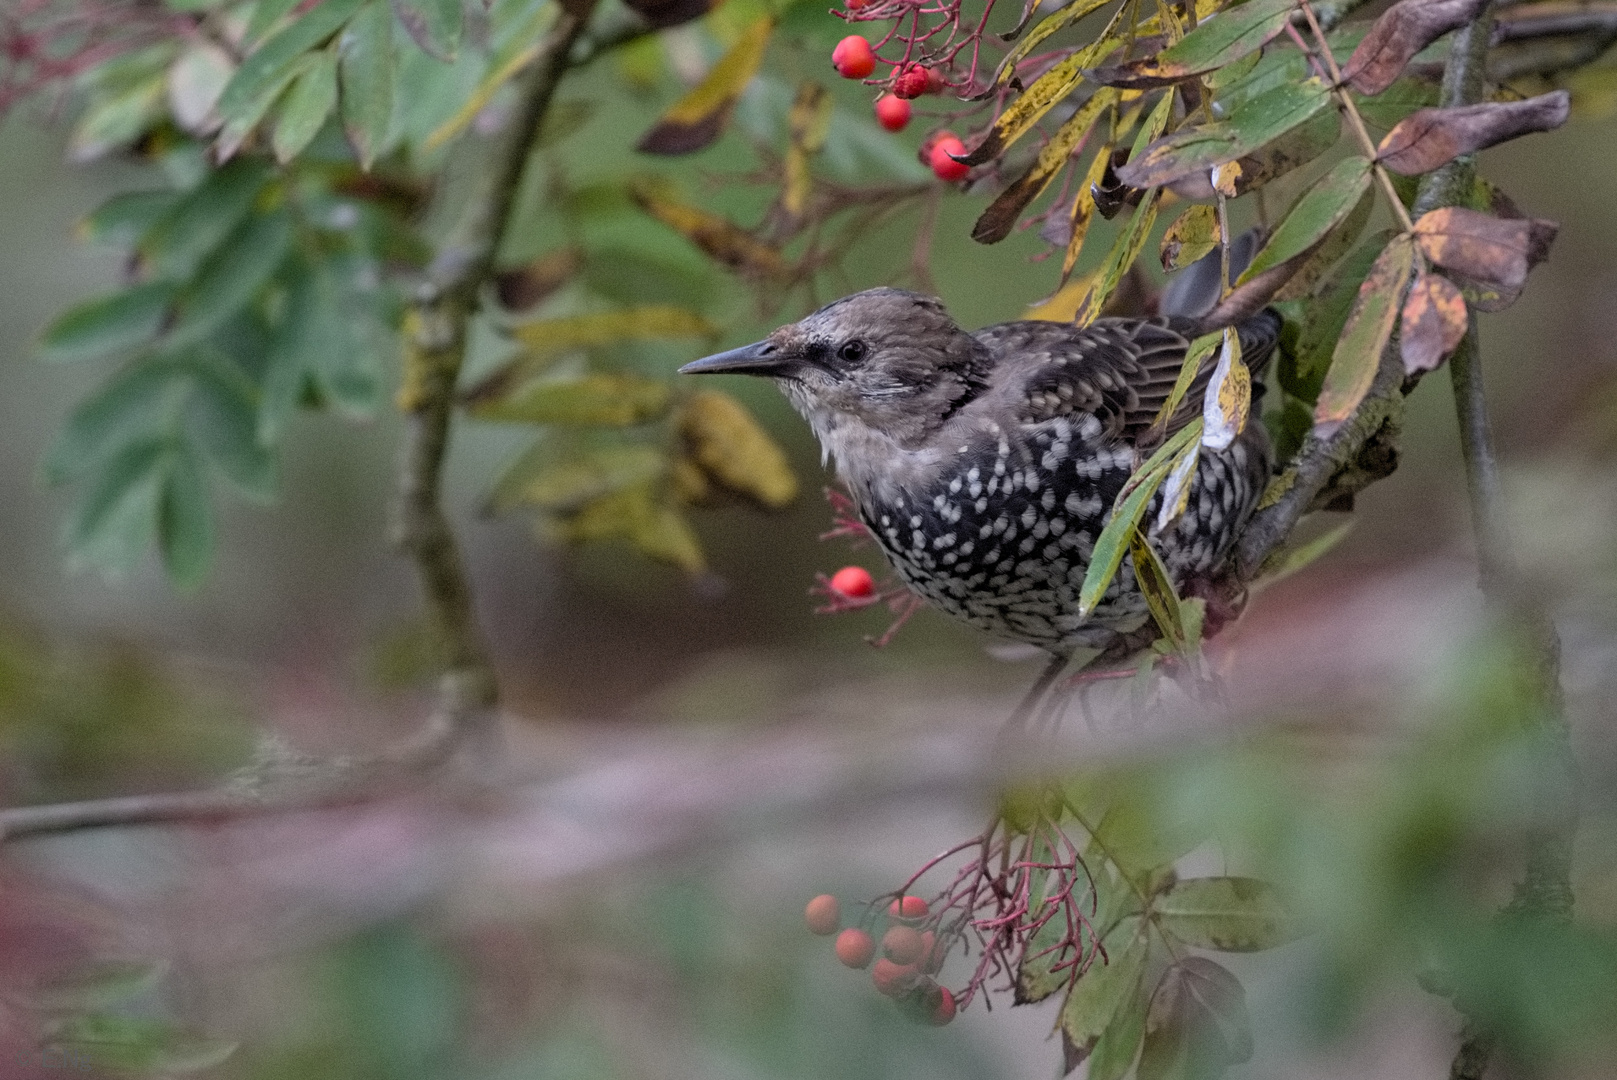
(678, 339), (793, 377)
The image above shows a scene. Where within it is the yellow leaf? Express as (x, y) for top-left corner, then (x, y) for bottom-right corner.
(632, 182), (789, 279)
(549, 483), (706, 573)
(469, 373), (672, 426)
(1025, 271), (1099, 321)
(679, 390), (798, 510)
(465, 306), (715, 402)
(1061, 140), (1115, 283)
(1160, 203), (1218, 272)
(1200, 328), (1249, 451)
(491, 445), (667, 513)
(972, 87), (1118, 245)
(782, 81), (832, 218)
(1076, 188), (1162, 325)
(636, 17), (773, 155)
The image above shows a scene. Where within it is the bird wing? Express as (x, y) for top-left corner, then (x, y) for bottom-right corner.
(970, 312), (1281, 445)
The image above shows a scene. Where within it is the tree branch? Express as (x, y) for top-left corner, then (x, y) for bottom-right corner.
(0, 3), (600, 843)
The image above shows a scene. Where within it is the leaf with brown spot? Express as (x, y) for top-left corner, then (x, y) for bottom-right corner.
(781, 82), (831, 219)
(1088, 0), (1297, 87)
(1076, 188), (1163, 325)
(974, 89), (1118, 245)
(1131, 528), (1190, 648)
(1118, 78), (1331, 190)
(1166, 108), (1339, 201)
(1153, 877), (1295, 952)
(1160, 203), (1218, 272)
(1200, 327), (1249, 452)
(1137, 958), (1252, 1080)
(1313, 234), (1414, 437)
(636, 17), (773, 155)
(1376, 91), (1570, 175)
(989, 0), (1115, 90)
(1411, 205), (1558, 291)
(1340, 0), (1489, 96)
(1060, 141), (1115, 283)
(1400, 270), (1468, 373)
(631, 182), (789, 279)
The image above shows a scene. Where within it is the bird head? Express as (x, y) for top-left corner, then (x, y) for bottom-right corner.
(678, 288), (987, 450)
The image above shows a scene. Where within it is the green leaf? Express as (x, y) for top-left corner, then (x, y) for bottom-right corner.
(1273, 180), (1376, 302)
(1130, 530), (1189, 650)
(66, 438), (169, 577)
(141, 158), (273, 278)
(1151, 0), (1297, 74)
(1260, 520), (1353, 582)
(1079, 420), (1201, 616)
(339, 0), (397, 169)
(1288, 230), (1393, 393)
(1088, 974), (1148, 1080)
(1091, 788), (1203, 887)
(168, 208), (294, 346)
(1314, 234), (1414, 436)
(391, 0), (462, 60)
(43, 357), (189, 485)
(1241, 157), (1374, 284)
(45, 1013), (237, 1074)
(217, 0), (364, 123)
(1118, 78), (1332, 190)
(69, 73), (168, 161)
(470, 374), (673, 426)
(1060, 918), (1150, 1069)
(244, 0), (303, 48)
(1076, 188), (1163, 324)
(38, 281), (178, 362)
(159, 445), (215, 589)
(1154, 877), (1294, 951)
(78, 189), (182, 247)
(271, 47), (339, 162)
(187, 357), (278, 499)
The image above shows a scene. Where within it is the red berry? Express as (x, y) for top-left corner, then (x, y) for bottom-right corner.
(929, 134), (970, 182)
(893, 64), (930, 99)
(832, 36), (876, 79)
(845, 0), (870, 9)
(874, 95), (911, 133)
(830, 565), (875, 599)
(805, 894), (841, 936)
(888, 895), (929, 919)
(835, 927), (876, 969)
(872, 957), (920, 997)
(931, 986), (957, 1025)
(882, 925), (925, 964)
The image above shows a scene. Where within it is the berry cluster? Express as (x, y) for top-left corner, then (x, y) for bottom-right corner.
(830, 32), (970, 183)
(805, 894), (958, 1025)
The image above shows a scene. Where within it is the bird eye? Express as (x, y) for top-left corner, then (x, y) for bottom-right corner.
(838, 340), (867, 363)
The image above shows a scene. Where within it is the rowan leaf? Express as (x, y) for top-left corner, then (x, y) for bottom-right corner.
(1241, 157), (1372, 284)
(1341, 0), (1488, 96)
(636, 17), (773, 155)
(1118, 78), (1331, 190)
(38, 281), (178, 363)
(1153, 877), (1293, 952)
(467, 306), (715, 402)
(1411, 206), (1558, 292)
(271, 47), (337, 163)
(391, 0), (461, 60)
(338, 0), (396, 170)
(1167, 103), (1339, 201)
(1377, 92), (1570, 175)
(469, 374), (673, 426)
(216, 0), (363, 124)
(1080, 420), (1200, 617)
(1090, 0), (1296, 86)
(166, 209), (294, 346)
(489, 444), (667, 514)
(1060, 143), (1115, 283)
(1200, 328), (1249, 451)
(1160, 203), (1218, 272)
(974, 89), (1118, 245)
(551, 483), (705, 573)
(631, 183), (789, 279)
(1313, 234), (1414, 437)
(1131, 529), (1188, 649)
(421, 0), (556, 150)
(991, 0), (1114, 90)
(494, 248), (583, 312)
(1138, 958), (1252, 1080)
(1076, 188), (1162, 324)
(1148, 330), (1221, 436)
(1087, 977), (1148, 1080)
(962, 21), (1124, 166)
(678, 391), (798, 510)
(1273, 181), (1374, 301)
(781, 81), (832, 219)
(158, 444), (214, 590)
(1400, 270), (1468, 374)
(1059, 918), (1150, 1071)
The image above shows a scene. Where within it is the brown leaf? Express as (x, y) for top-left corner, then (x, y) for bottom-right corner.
(1093, 147), (1144, 220)
(1400, 270), (1469, 374)
(636, 17), (773, 155)
(631, 182), (788, 279)
(1376, 92), (1570, 175)
(1340, 0), (1489, 96)
(623, 0), (714, 29)
(1411, 205), (1558, 290)
(973, 89), (1116, 245)
(1138, 957), (1252, 1080)
(1313, 234), (1415, 436)
(781, 82), (832, 220)
(494, 247), (581, 312)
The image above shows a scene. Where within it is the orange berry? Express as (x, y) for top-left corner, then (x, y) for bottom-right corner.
(872, 957), (919, 997)
(830, 565), (875, 598)
(929, 134), (969, 182)
(931, 986), (957, 1025)
(874, 95), (912, 132)
(888, 895), (929, 919)
(882, 925), (925, 964)
(831, 36), (876, 79)
(805, 894), (841, 936)
(835, 927), (876, 969)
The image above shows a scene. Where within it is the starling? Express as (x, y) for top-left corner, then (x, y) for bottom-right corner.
(679, 290), (1280, 655)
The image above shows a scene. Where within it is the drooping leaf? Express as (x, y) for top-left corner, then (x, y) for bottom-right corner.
(66, 438), (169, 577)
(1076, 187), (1162, 324)
(1060, 140), (1117, 283)
(1059, 918), (1150, 1072)
(167, 43), (235, 135)
(975, 89), (1118, 245)
(1080, 420), (1201, 617)
(1240, 157), (1373, 284)
(271, 47), (338, 163)
(43, 1014), (237, 1074)
(469, 374), (673, 426)
(420, 0), (555, 150)
(1130, 529), (1189, 648)
(16, 960), (169, 1011)
(781, 81), (833, 219)
(1400, 270), (1469, 374)
(1285, 230), (1392, 398)
(678, 391), (798, 510)
(391, 0), (462, 60)
(1340, 0), (1489, 96)
(216, 0), (364, 124)
(1118, 78), (1331, 190)
(962, 21), (1125, 166)
(551, 482), (705, 573)
(1087, 975), (1149, 1080)
(637, 17), (773, 155)
(1410, 206), (1558, 292)
(1165, 107), (1339, 201)
(1273, 181), (1374, 301)
(1154, 877), (1294, 952)
(991, 0), (1115, 89)
(631, 183), (788, 279)
(70, 70), (168, 162)
(1376, 92), (1571, 175)
(339, 0), (397, 170)
(1160, 203), (1218, 272)
(187, 357), (278, 499)
(42, 356), (189, 485)
(158, 444), (214, 590)
(79, 189), (182, 248)
(1148, 330), (1221, 437)
(1137, 958), (1253, 1080)
(1200, 327), (1248, 451)
(1351, 74), (1441, 129)
(38, 281), (178, 363)
(1090, 0), (1297, 86)
(1313, 234), (1414, 437)
(466, 306), (715, 402)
